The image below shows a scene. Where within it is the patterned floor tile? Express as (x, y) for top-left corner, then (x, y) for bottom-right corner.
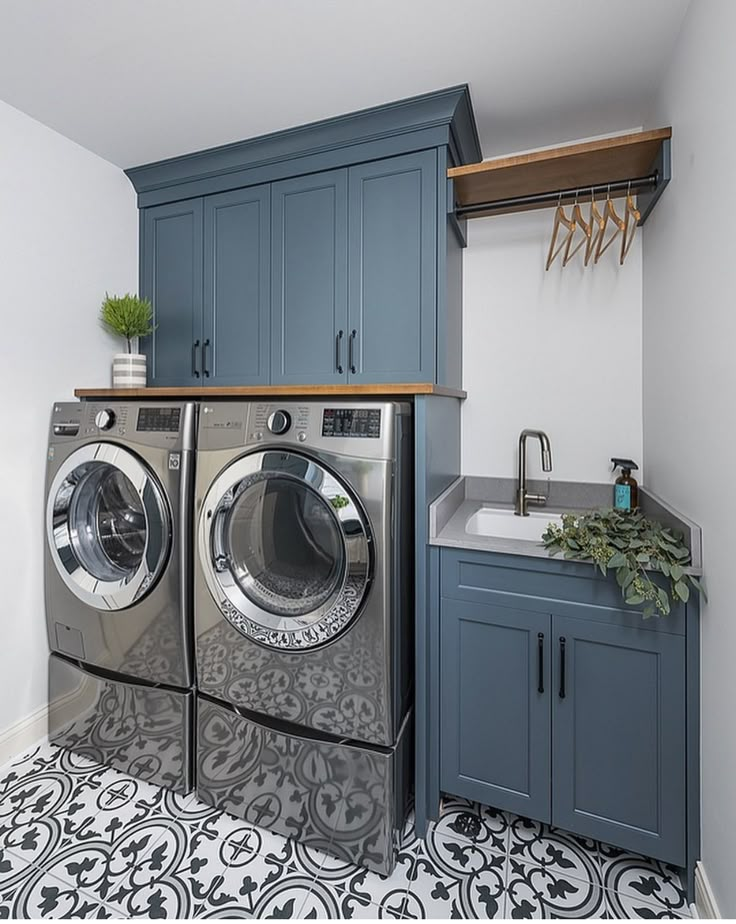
(0, 864), (115, 919)
(505, 855), (608, 919)
(301, 881), (403, 919)
(403, 834), (506, 918)
(507, 815), (601, 887)
(599, 846), (690, 918)
(435, 795), (510, 857)
(199, 849), (307, 918)
(605, 888), (691, 919)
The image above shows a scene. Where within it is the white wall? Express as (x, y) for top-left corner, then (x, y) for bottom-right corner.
(643, 0), (736, 915)
(462, 207), (643, 484)
(0, 100), (137, 737)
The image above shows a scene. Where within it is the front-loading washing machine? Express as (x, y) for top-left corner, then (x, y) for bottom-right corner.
(44, 401), (196, 793)
(194, 400), (413, 874)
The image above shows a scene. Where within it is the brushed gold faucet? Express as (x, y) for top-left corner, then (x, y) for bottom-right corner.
(516, 429), (553, 516)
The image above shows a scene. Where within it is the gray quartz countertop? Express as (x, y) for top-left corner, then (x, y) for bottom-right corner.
(429, 475), (703, 574)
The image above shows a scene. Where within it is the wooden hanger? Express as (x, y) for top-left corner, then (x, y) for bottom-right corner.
(563, 190), (592, 266)
(595, 186), (626, 263)
(546, 195), (576, 271)
(620, 183), (641, 264)
(585, 190), (606, 266)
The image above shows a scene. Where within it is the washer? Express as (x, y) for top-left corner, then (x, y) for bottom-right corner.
(194, 400), (413, 874)
(45, 401), (196, 793)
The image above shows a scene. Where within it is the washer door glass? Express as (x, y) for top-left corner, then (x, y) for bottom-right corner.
(200, 450), (371, 650)
(47, 443), (170, 610)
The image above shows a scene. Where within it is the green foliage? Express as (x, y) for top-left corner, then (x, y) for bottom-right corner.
(99, 292), (155, 353)
(330, 495), (349, 510)
(541, 507), (705, 618)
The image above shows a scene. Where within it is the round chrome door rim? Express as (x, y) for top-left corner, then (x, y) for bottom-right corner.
(198, 450), (372, 651)
(46, 442), (171, 611)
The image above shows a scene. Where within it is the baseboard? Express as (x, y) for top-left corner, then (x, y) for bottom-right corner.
(695, 861), (721, 919)
(0, 703), (48, 766)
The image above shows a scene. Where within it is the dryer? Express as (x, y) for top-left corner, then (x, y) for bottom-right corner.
(45, 401), (196, 793)
(194, 400), (413, 874)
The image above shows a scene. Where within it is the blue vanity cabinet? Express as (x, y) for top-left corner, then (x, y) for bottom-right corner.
(203, 186), (270, 385)
(270, 170), (349, 385)
(347, 151), (437, 383)
(141, 199), (204, 386)
(440, 598), (552, 821)
(552, 614), (686, 865)
(436, 547), (692, 872)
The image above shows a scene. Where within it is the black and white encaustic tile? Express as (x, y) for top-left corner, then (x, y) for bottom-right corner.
(0, 742), (691, 918)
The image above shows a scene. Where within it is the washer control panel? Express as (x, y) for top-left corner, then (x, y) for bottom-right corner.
(322, 408), (381, 438)
(136, 407), (181, 433)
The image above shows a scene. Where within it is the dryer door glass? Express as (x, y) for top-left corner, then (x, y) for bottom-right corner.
(201, 450), (371, 650)
(47, 444), (170, 611)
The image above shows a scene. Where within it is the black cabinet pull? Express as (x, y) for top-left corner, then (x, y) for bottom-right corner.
(192, 340), (200, 378)
(202, 339), (210, 378)
(559, 637), (567, 699)
(537, 632), (544, 694)
(349, 329), (357, 375)
(335, 330), (344, 374)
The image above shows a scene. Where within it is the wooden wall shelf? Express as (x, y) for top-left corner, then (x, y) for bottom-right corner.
(448, 127), (672, 222)
(74, 383), (467, 400)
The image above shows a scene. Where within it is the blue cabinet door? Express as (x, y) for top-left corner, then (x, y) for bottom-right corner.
(347, 151), (437, 383)
(203, 186), (270, 385)
(141, 199), (204, 386)
(271, 170), (348, 384)
(552, 615), (686, 866)
(440, 598), (552, 821)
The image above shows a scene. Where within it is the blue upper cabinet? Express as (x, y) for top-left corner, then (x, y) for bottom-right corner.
(347, 151), (437, 383)
(141, 199), (204, 386)
(203, 186), (270, 385)
(128, 86), (481, 388)
(271, 171), (348, 385)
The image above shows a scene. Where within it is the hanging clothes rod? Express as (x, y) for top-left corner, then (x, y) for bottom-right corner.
(455, 172), (659, 218)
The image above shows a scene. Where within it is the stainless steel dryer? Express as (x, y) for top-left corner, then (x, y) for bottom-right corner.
(194, 400), (413, 874)
(45, 401), (196, 793)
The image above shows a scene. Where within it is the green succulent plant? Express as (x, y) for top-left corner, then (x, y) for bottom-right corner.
(100, 292), (155, 354)
(542, 507), (705, 618)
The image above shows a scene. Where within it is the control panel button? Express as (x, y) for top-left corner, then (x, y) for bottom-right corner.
(297, 431), (306, 442)
(267, 410), (292, 435)
(95, 409), (116, 431)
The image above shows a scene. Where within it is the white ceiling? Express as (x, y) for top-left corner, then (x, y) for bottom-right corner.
(0, 0), (690, 168)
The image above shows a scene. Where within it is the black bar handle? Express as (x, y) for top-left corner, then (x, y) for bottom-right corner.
(349, 329), (357, 375)
(559, 637), (566, 699)
(192, 339), (200, 378)
(335, 330), (344, 374)
(537, 632), (544, 694)
(202, 339), (210, 378)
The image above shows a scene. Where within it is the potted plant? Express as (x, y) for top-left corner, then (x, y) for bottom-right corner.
(100, 293), (155, 388)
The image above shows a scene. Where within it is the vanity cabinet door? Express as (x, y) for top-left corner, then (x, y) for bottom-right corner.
(141, 199), (204, 386)
(440, 598), (552, 821)
(552, 615), (686, 866)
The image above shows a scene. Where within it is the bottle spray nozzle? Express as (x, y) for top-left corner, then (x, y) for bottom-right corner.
(611, 457), (639, 474)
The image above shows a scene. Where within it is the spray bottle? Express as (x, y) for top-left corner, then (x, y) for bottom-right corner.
(611, 458), (639, 512)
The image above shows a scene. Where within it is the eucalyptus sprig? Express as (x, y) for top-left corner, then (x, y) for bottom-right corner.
(541, 508), (704, 618)
(100, 292), (155, 354)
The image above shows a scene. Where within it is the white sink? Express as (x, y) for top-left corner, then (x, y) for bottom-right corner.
(465, 507), (564, 542)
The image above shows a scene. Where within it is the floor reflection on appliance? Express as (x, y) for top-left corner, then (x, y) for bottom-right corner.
(197, 619), (389, 743)
(48, 615), (191, 794)
(196, 697), (397, 875)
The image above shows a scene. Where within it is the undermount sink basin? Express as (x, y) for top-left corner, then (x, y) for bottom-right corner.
(465, 507), (564, 542)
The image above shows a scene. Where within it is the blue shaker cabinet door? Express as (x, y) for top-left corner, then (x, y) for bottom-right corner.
(440, 599), (552, 822)
(347, 151), (437, 383)
(203, 186), (270, 385)
(552, 615), (686, 866)
(271, 170), (348, 384)
(141, 199), (204, 386)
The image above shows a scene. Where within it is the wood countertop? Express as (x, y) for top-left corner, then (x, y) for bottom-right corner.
(74, 383), (467, 399)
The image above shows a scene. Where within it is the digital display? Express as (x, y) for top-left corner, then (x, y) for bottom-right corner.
(322, 408), (381, 438)
(136, 407), (181, 433)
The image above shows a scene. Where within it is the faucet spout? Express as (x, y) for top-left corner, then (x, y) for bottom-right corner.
(516, 429), (553, 516)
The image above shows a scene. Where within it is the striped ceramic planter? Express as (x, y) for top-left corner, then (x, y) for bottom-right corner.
(112, 353), (146, 388)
